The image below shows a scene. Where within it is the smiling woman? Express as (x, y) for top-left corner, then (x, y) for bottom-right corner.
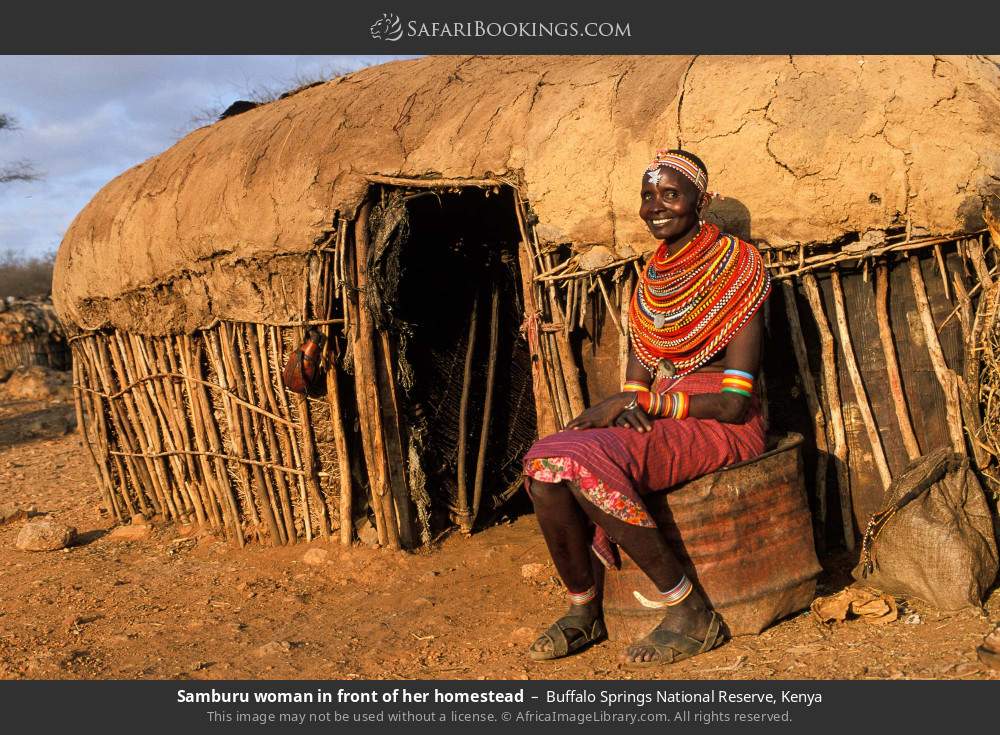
(522, 148), (772, 669)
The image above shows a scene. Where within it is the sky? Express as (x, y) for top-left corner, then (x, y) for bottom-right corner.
(0, 55), (414, 259)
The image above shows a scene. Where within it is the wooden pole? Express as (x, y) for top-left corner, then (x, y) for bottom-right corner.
(830, 269), (892, 490)
(517, 245), (558, 438)
(244, 326), (297, 543)
(874, 263), (921, 461)
(268, 326), (313, 540)
(802, 273), (855, 550)
(352, 201), (400, 549)
(326, 361), (354, 545)
(376, 331), (417, 547)
(72, 356), (121, 521)
(293, 392), (331, 537)
(472, 281), (500, 528)
(779, 279), (828, 546)
(181, 334), (245, 546)
(908, 255), (967, 455)
(456, 291), (479, 532)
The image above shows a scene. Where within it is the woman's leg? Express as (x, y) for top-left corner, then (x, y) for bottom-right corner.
(528, 479), (603, 655)
(564, 484), (717, 664)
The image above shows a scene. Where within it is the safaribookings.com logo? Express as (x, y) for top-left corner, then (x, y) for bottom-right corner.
(370, 13), (631, 41)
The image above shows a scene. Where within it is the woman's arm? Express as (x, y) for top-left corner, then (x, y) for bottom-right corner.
(615, 309), (764, 429)
(685, 309), (763, 423)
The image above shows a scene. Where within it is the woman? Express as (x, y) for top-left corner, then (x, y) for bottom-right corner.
(523, 149), (771, 667)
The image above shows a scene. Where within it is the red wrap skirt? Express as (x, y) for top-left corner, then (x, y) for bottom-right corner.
(523, 371), (765, 555)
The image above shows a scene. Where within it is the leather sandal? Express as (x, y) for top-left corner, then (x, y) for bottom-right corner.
(623, 611), (725, 669)
(528, 614), (607, 661)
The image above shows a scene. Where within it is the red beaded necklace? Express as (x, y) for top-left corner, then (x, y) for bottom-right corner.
(628, 223), (771, 378)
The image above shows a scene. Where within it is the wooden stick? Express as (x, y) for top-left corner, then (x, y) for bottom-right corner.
(773, 231), (988, 281)
(101, 336), (174, 518)
(830, 269), (892, 490)
(365, 174), (505, 189)
(170, 336), (225, 535)
(619, 272), (632, 388)
(908, 255), (967, 455)
(541, 247), (586, 418)
(205, 328), (268, 544)
(596, 274), (624, 337)
(72, 355), (121, 521)
(456, 291), (479, 532)
(517, 244), (558, 438)
(268, 326), (312, 542)
(378, 331), (418, 546)
(967, 235), (994, 289)
(132, 335), (201, 521)
(472, 281), (500, 529)
(779, 279), (829, 545)
(293, 392), (331, 538)
(951, 272), (987, 468)
(933, 244), (951, 302)
(874, 263), (921, 461)
(802, 274), (855, 550)
(238, 325), (291, 544)
(353, 201), (400, 549)
(147, 337), (210, 526)
(244, 326), (296, 543)
(343, 234), (384, 546)
(181, 334), (245, 546)
(326, 361), (354, 545)
(79, 342), (137, 518)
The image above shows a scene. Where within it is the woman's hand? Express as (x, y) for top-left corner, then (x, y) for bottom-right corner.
(565, 393), (654, 433)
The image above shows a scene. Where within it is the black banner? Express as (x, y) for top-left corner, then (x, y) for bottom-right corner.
(2, 0), (1000, 53)
(0, 680), (994, 733)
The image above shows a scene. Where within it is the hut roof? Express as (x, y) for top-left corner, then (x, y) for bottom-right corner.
(0, 298), (62, 346)
(54, 55), (1000, 334)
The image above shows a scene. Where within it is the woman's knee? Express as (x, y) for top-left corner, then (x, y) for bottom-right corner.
(528, 478), (570, 505)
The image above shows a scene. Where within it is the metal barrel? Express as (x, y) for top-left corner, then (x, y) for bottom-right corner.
(603, 432), (821, 641)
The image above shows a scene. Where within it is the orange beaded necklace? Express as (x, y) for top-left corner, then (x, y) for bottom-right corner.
(628, 223), (771, 379)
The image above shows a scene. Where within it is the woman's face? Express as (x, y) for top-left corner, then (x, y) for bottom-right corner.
(639, 166), (702, 243)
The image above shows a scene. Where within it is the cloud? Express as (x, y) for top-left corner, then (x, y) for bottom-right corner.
(0, 55), (415, 256)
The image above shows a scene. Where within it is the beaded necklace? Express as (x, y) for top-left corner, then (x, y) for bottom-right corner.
(628, 223), (771, 379)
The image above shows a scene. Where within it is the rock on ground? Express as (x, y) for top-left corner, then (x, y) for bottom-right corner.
(301, 547), (329, 566)
(15, 519), (76, 551)
(0, 367), (72, 402)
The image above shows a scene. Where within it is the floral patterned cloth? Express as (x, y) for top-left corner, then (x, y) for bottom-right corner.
(525, 456), (656, 527)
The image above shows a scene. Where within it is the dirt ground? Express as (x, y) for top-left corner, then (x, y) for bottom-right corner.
(1, 394), (999, 681)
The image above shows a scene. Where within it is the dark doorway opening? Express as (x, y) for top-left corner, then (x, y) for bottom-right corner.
(365, 185), (537, 543)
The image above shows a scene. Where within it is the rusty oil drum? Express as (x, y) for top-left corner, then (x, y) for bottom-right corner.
(603, 432), (821, 641)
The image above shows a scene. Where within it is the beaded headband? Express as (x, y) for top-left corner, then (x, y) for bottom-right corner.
(645, 150), (708, 194)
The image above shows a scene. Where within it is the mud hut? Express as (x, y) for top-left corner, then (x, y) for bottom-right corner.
(54, 55), (1000, 550)
(0, 297), (68, 374)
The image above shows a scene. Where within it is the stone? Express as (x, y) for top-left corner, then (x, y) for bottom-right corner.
(301, 547), (329, 566)
(15, 519), (76, 551)
(520, 562), (547, 579)
(108, 523), (152, 541)
(0, 507), (29, 526)
(254, 641), (291, 657)
(357, 522), (379, 547)
(509, 626), (537, 645)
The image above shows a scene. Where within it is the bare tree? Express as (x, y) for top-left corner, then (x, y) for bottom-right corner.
(0, 113), (42, 185)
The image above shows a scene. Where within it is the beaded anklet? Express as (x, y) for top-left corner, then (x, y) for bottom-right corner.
(632, 575), (693, 609)
(567, 585), (598, 606)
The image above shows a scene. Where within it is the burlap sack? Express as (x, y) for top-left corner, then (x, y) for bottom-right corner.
(852, 448), (998, 611)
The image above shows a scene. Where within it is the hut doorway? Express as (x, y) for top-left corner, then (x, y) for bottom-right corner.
(353, 183), (538, 546)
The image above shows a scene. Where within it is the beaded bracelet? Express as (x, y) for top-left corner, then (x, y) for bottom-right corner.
(622, 380), (651, 393)
(721, 368), (754, 397)
(636, 390), (689, 420)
